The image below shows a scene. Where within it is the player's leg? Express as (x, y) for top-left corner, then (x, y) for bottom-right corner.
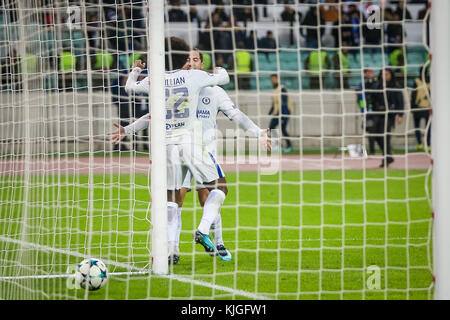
(197, 175), (233, 261)
(413, 112), (423, 149)
(167, 189), (184, 265)
(385, 117), (394, 166)
(198, 178), (232, 260)
(175, 187), (188, 250)
(186, 148), (228, 259)
(424, 112), (431, 149)
(269, 117), (279, 150)
(166, 144), (185, 265)
(169, 186), (190, 265)
(281, 116), (292, 152)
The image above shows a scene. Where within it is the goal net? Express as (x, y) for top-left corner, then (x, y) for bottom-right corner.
(0, 0), (433, 300)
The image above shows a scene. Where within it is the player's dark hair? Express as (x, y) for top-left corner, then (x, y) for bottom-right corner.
(165, 37), (190, 70)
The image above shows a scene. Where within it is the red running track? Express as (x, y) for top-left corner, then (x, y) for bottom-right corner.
(0, 153), (432, 175)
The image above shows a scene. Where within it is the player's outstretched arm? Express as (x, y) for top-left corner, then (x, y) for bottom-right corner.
(229, 111), (271, 151)
(194, 67), (230, 88)
(260, 127), (272, 151)
(125, 60), (149, 94)
(108, 113), (151, 144)
(107, 123), (126, 145)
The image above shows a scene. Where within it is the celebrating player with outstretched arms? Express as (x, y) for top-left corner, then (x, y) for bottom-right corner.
(110, 47), (271, 264)
(110, 37), (233, 265)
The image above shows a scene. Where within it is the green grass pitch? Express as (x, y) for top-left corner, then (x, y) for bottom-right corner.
(0, 169), (433, 300)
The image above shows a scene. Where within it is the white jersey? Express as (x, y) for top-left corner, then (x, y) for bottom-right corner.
(196, 86), (239, 154)
(125, 67), (229, 145)
(124, 83), (263, 154)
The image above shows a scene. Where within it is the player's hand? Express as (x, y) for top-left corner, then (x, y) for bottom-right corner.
(182, 61), (190, 70)
(397, 116), (403, 125)
(108, 123), (126, 145)
(260, 128), (272, 151)
(132, 60), (146, 70)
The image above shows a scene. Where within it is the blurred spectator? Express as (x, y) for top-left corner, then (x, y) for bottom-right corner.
(269, 74), (293, 153)
(58, 45), (77, 90)
(198, 12), (223, 51)
(256, 0), (268, 18)
(245, 30), (258, 50)
(386, 12), (405, 50)
(410, 66), (431, 151)
(394, 0), (412, 20)
(418, 3), (430, 46)
(349, 7), (361, 48)
(189, 0), (224, 4)
(168, 0), (188, 22)
(92, 49), (115, 70)
(333, 11), (353, 48)
(1, 48), (21, 91)
(127, 1), (146, 48)
(103, 5), (127, 51)
(215, 21), (233, 63)
(418, 3), (430, 20)
(357, 68), (378, 155)
(211, 11), (223, 28)
(304, 50), (331, 89)
(234, 26), (248, 50)
(301, 6), (325, 48)
(233, 41), (253, 90)
(213, 6), (229, 23)
(1, 0), (17, 23)
(388, 46), (405, 85)
(188, 6), (201, 23)
(86, 12), (101, 49)
(371, 68), (404, 167)
(320, 0), (339, 23)
(280, 5), (301, 23)
(198, 22), (212, 50)
(384, 7), (395, 22)
(362, 14), (382, 53)
(111, 72), (131, 151)
(281, 4), (301, 46)
(215, 54), (230, 70)
(332, 48), (351, 89)
(259, 31), (276, 59)
(232, 1), (258, 23)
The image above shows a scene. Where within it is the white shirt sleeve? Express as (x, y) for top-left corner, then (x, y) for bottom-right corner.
(215, 86), (239, 119)
(125, 67), (149, 94)
(124, 113), (150, 135)
(192, 67), (230, 88)
(215, 86), (262, 137)
(230, 110), (263, 138)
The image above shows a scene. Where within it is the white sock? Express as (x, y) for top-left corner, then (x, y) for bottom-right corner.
(198, 189), (226, 235)
(175, 207), (182, 251)
(210, 213), (224, 246)
(167, 202), (179, 254)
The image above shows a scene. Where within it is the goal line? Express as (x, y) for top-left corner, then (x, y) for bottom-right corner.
(0, 235), (269, 300)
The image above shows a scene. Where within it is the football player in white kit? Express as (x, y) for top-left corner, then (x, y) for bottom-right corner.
(109, 37), (232, 264)
(174, 49), (271, 262)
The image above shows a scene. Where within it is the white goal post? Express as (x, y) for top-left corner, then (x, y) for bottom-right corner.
(149, 0), (168, 276)
(431, 0), (450, 300)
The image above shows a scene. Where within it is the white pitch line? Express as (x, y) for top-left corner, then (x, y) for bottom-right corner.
(0, 235), (270, 300)
(0, 270), (149, 281)
(161, 274), (270, 300)
(0, 235), (145, 272)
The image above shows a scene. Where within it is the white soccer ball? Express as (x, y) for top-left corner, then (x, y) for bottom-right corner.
(74, 258), (108, 291)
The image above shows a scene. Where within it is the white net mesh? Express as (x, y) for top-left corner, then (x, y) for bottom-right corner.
(0, 0), (433, 300)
